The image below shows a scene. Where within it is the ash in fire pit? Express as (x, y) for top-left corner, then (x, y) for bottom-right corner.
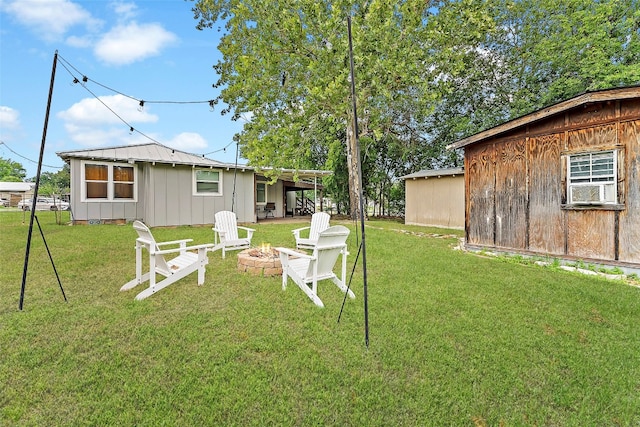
(237, 243), (282, 276)
(246, 243), (279, 259)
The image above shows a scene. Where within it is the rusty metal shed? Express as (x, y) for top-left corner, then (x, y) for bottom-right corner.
(447, 86), (640, 270)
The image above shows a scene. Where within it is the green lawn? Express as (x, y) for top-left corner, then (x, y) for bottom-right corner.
(1, 211), (639, 426)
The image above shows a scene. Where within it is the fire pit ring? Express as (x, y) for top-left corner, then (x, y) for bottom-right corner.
(237, 245), (282, 276)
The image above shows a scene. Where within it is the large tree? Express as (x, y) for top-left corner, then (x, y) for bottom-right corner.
(426, 0), (640, 147)
(0, 157), (26, 182)
(192, 0), (492, 217)
(192, 0), (639, 217)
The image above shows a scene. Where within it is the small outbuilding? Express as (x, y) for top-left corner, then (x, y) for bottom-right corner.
(0, 181), (34, 206)
(401, 167), (464, 229)
(448, 86), (640, 270)
(57, 142), (330, 226)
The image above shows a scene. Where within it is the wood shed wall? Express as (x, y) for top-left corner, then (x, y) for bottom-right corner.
(465, 98), (640, 268)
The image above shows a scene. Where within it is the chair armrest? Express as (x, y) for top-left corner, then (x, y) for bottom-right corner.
(156, 238), (193, 247)
(292, 226), (310, 238)
(275, 247), (314, 260)
(155, 243), (215, 255)
(238, 226), (255, 239)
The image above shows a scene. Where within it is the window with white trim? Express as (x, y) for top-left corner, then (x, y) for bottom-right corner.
(567, 150), (617, 204)
(256, 182), (267, 204)
(82, 161), (137, 201)
(194, 169), (222, 195)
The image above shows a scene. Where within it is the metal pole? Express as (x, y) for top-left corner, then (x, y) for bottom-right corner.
(347, 16), (369, 347)
(232, 141), (238, 213)
(20, 50), (59, 310)
(314, 176), (317, 212)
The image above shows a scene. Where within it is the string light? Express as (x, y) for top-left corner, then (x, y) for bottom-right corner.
(54, 54), (235, 158)
(202, 141), (235, 156)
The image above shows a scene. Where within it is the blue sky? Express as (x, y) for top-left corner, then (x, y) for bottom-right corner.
(0, 0), (246, 179)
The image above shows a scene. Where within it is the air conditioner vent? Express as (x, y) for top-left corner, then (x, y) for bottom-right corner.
(570, 183), (616, 204)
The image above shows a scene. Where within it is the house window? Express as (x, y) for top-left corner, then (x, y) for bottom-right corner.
(567, 150), (617, 204)
(256, 182), (266, 204)
(85, 164), (108, 198)
(82, 162), (137, 201)
(114, 166), (134, 199)
(194, 169), (222, 195)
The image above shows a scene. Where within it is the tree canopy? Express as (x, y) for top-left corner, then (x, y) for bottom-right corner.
(0, 157), (26, 182)
(192, 0), (640, 216)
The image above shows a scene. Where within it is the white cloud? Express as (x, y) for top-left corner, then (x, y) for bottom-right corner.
(167, 132), (208, 152)
(94, 22), (177, 66)
(0, 106), (21, 130)
(62, 123), (129, 147)
(2, 0), (101, 42)
(58, 94), (158, 125)
(58, 95), (160, 147)
(110, 1), (138, 22)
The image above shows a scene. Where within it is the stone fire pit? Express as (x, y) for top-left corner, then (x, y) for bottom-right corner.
(237, 244), (282, 276)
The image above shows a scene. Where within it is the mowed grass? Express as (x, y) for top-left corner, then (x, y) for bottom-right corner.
(1, 211), (639, 426)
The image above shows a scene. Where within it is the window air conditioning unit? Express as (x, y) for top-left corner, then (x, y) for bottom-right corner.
(570, 183), (616, 204)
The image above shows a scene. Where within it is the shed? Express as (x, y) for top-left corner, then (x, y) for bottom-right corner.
(401, 167), (464, 229)
(0, 181), (34, 206)
(447, 86), (640, 270)
(57, 142), (330, 226)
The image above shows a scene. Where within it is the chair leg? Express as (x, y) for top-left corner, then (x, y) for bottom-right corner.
(197, 250), (208, 285)
(296, 281), (324, 308)
(121, 272), (151, 291)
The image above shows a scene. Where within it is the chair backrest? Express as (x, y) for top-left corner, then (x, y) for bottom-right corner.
(305, 225), (349, 279)
(214, 211), (239, 241)
(309, 212), (331, 241)
(132, 220), (170, 272)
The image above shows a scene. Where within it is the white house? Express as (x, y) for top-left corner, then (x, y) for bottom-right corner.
(57, 142), (330, 226)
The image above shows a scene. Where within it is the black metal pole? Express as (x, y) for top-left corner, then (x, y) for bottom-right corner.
(19, 50), (58, 310)
(347, 16), (369, 348)
(35, 215), (67, 302)
(232, 141), (238, 214)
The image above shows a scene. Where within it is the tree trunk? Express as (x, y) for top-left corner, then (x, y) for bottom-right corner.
(346, 120), (361, 220)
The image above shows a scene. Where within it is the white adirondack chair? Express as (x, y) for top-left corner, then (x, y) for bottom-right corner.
(212, 210), (255, 258)
(276, 225), (355, 308)
(121, 221), (214, 300)
(292, 211), (330, 249)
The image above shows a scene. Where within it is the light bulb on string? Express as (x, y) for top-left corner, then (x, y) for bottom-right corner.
(138, 100), (145, 112)
(129, 127), (134, 135)
(209, 100), (215, 112)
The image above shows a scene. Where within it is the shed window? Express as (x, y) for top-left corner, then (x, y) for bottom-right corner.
(194, 169), (222, 195)
(82, 162), (136, 201)
(567, 150), (617, 204)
